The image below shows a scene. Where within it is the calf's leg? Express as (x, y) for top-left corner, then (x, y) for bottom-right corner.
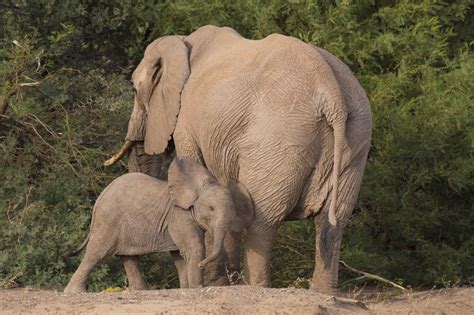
(120, 255), (147, 290)
(171, 250), (189, 288)
(64, 251), (103, 293)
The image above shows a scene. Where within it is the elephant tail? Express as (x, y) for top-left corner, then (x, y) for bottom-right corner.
(328, 119), (346, 227)
(308, 46), (349, 226)
(66, 234), (89, 257)
(66, 205), (98, 258)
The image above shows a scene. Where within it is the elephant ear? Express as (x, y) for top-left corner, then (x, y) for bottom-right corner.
(168, 157), (216, 209)
(228, 181), (255, 232)
(131, 36), (190, 155)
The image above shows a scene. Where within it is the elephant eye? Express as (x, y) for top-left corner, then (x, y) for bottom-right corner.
(209, 206), (215, 212)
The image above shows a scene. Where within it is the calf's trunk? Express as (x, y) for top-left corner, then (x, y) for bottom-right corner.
(198, 225), (227, 269)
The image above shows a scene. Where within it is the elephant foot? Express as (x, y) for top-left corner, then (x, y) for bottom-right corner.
(63, 283), (86, 294)
(127, 283), (148, 291)
(310, 279), (339, 296)
(249, 279), (271, 287)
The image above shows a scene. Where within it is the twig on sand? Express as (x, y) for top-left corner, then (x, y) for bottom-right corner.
(340, 260), (408, 292)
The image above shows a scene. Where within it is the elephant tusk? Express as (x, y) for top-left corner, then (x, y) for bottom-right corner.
(103, 140), (134, 166)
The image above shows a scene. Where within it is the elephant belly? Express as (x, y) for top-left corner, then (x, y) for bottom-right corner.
(115, 226), (178, 256)
(111, 200), (179, 256)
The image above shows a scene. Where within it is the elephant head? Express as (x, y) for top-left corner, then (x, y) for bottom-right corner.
(168, 157), (254, 268)
(104, 36), (189, 166)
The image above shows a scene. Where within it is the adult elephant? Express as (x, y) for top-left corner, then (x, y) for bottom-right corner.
(106, 25), (371, 294)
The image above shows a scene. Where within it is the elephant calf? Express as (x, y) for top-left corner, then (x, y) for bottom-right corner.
(64, 157), (254, 293)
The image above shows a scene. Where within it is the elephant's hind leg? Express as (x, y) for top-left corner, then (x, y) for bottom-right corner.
(64, 251), (103, 293)
(312, 159), (366, 295)
(312, 215), (344, 295)
(120, 256), (147, 290)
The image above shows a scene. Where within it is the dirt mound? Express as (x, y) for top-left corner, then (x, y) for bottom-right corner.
(1, 286), (472, 314)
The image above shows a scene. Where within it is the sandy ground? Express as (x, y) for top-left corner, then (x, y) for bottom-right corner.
(0, 286), (472, 314)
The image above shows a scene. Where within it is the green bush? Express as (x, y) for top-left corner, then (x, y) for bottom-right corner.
(1, 0), (472, 290)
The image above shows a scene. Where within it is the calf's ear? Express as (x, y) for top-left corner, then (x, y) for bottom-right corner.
(228, 182), (255, 232)
(168, 157), (216, 209)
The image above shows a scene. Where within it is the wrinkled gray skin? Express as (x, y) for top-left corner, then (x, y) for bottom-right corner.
(111, 25), (371, 294)
(64, 157), (254, 293)
(127, 141), (175, 180)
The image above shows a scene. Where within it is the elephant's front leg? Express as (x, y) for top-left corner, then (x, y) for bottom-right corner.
(243, 223), (277, 287)
(171, 250), (189, 288)
(168, 207), (206, 288)
(185, 242), (205, 288)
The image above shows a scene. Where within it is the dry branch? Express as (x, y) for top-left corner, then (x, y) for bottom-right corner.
(339, 260), (408, 292)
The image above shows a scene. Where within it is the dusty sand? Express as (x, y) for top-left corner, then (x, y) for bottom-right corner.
(1, 286), (472, 314)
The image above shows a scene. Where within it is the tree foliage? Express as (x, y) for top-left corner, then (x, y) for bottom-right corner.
(1, 0), (472, 291)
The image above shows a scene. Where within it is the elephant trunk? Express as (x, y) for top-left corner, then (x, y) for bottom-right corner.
(103, 140), (134, 166)
(328, 120), (346, 226)
(198, 220), (229, 269)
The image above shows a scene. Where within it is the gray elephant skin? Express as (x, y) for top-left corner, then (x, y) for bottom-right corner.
(107, 25), (372, 294)
(64, 157), (254, 293)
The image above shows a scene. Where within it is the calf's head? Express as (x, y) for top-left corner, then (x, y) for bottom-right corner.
(168, 157), (254, 268)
